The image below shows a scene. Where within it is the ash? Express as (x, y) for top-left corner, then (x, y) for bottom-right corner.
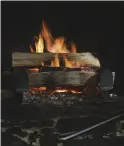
(23, 91), (85, 105)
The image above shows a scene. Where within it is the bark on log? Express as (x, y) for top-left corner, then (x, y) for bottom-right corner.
(12, 52), (100, 68)
(2, 69), (97, 90)
(28, 71), (96, 87)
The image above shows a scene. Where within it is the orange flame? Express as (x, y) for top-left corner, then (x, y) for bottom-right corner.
(29, 45), (34, 53)
(35, 34), (44, 53)
(29, 20), (100, 69)
(28, 21), (100, 94)
(29, 20), (79, 68)
(71, 43), (77, 53)
(64, 56), (73, 68)
(51, 54), (60, 67)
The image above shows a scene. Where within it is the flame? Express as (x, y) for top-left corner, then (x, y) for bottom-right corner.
(64, 56), (73, 68)
(42, 21), (53, 52)
(71, 43), (77, 53)
(29, 20), (100, 69)
(29, 20), (77, 68)
(35, 34), (44, 53)
(28, 21), (101, 94)
(29, 45), (34, 52)
(51, 54), (60, 67)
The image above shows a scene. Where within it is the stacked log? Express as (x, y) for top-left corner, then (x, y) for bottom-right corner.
(11, 52), (100, 89)
(12, 52), (100, 68)
(28, 71), (96, 88)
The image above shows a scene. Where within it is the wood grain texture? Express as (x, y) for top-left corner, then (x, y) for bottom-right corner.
(12, 52), (100, 68)
(28, 71), (96, 87)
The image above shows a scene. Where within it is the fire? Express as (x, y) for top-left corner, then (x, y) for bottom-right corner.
(71, 43), (77, 53)
(30, 87), (46, 91)
(29, 35), (44, 53)
(35, 35), (44, 53)
(29, 87), (82, 94)
(28, 20), (100, 94)
(29, 20), (100, 69)
(29, 20), (78, 68)
(51, 54), (60, 67)
(64, 55), (73, 68)
(53, 89), (82, 94)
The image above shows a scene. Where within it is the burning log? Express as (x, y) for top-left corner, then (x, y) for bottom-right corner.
(12, 52), (100, 68)
(9, 21), (100, 96)
(28, 71), (96, 88)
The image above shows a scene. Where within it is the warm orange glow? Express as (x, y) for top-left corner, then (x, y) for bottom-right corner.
(71, 43), (77, 53)
(64, 55), (73, 68)
(41, 21), (70, 54)
(29, 45), (34, 53)
(28, 68), (39, 72)
(29, 20), (79, 69)
(29, 20), (100, 71)
(29, 87), (82, 94)
(53, 89), (82, 94)
(35, 34), (44, 53)
(29, 87), (46, 93)
(42, 20), (53, 52)
(51, 54), (60, 67)
(27, 21), (101, 95)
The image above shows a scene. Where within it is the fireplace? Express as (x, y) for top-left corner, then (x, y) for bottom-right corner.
(10, 21), (101, 105)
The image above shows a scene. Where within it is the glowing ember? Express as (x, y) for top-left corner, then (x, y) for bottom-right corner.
(53, 89), (82, 94)
(29, 87), (82, 94)
(28, 68), (39, 72)
(29, 87), (46, 92)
